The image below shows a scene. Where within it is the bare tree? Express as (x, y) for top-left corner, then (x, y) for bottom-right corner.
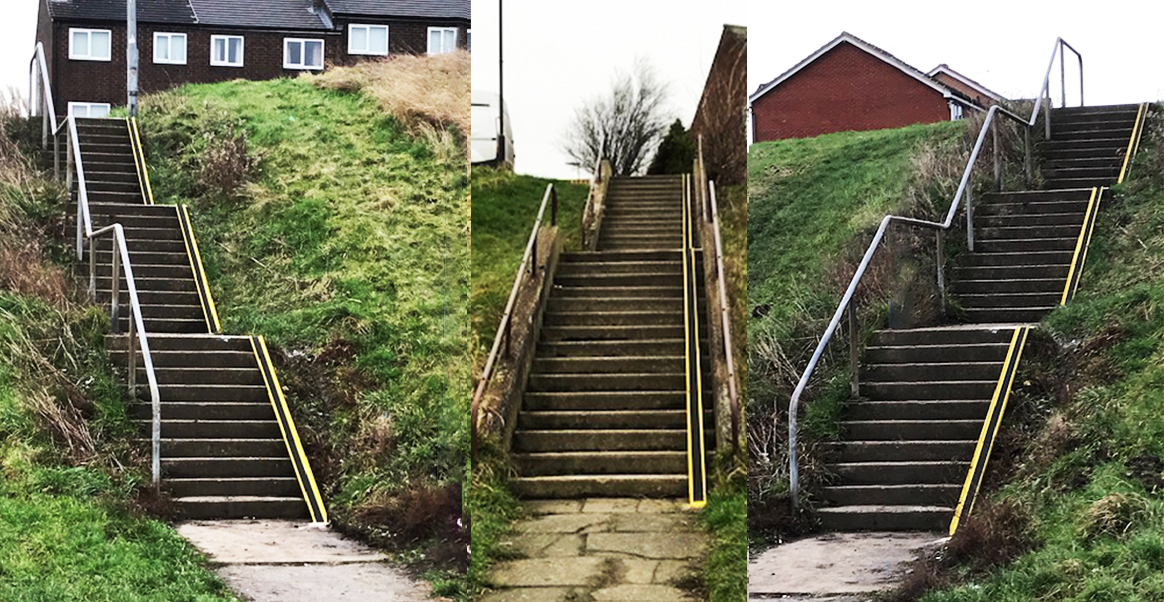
(563, 60), (670, 177)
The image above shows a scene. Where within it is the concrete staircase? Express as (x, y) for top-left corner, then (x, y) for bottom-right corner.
(819, 104), (1143, 531)
(511, 175), (715, 498)
(71, 118), (319, 520)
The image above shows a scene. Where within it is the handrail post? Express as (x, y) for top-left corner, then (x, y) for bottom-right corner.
(1060, 40), (1066, 109)
(88, 234), (97, 301)
(1024, 128), (1032, 186)
(966, 176), (975, 252)
(992, 118), (1001, 191)
(128, 310), (137, 395)
(848, 302), (859, 397)
(936, 229), (946, 314)
(1079, 55), (1084, 106)
(42, 95), (48, 148)
(111, 238), (121, 333)
(1045, 93), (1052, 139)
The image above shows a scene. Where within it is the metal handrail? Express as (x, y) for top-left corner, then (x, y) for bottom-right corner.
(63, 114), (164, 487)
(1031, 38), (1084, 138)
(785, 39), (1084, 509)
(28, 43), (61, 176)
(470, 183), (559, 463)
(694, 138), (741, 453)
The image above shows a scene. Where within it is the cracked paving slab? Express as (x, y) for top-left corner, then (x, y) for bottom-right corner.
(177, 520), (437, 602)
(480, 498), (706, 602)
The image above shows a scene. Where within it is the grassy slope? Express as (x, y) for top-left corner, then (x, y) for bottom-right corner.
(0, 132), (235, 600)
(915, 111), (1164, 601)
(138, 77), (469, 592)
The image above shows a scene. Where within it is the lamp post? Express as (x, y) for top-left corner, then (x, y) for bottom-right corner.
(127, 0), (139, 116)
(497, 0), (505, 166)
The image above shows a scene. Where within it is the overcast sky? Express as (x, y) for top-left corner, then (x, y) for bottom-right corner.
(749, 0), (1164, 122)
(1, 1), (40, 110)
(472, 0), (747, 179)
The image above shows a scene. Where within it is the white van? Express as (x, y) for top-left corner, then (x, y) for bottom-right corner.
(471, 90), (515, 170)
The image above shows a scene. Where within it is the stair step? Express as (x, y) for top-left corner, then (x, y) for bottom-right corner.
(960, 250), (1074, 267)
(1044, 177), (1117, 189)
(140, 419), (280, 438)
(962, 307), (1056, 323)
(839, 420), (983, 440)
(977, 188), (1094, 204)
(957, 291), (1063, 308)
(821, 484), (962, 507)
(864, 344), (1009, 364)
(543, 310), (699, 327)
(860, 380), (997, 400)
(514, 429), (689, 452)
(522, 391), (686, 411)
(975, 212), (1086, 228)
(511, 475), (686, 499)
(519, 410), (693, 430)
(556, 261), (682, 276)
(134, 367), (261, 386)
(149, 384), (269, 402)
(553, 286), (683, 299)
(163, 457), (293, 478)
(862, 361), (1003, 381)
(953, 278), (1065, 294)
(977, 224), (1086, 239)
(825, 440), (977, 462)
(974, 237), (1079, 252)
(541, 325), (686, 341)
(870, 327), (1013, 347)
(112, 350), (257, 368)
(130, 402), (273, 421)
(831, 461), (969, 485)
(560, 250), (682, 263)
(533, 356), (699, 373)
(952, 264), (1070, 280)
(175, 496), (306, 520)
(527, 372), (685, 392)
(547, 297), (684, 313)
(1039, 137), (1130, 151)
(1043, 157), (1122, 170)
(537, 339), (688, 358)
(514, 451), (688, 475)
(168, 477), (301, 498)
(554, 273), (683, 288)
(96, 277), (199, 294)
(107, 334), (253, 353)
(1049, 127), (1133, 142)
(817, 505), (952, 532)
(160, 438), (285, 457)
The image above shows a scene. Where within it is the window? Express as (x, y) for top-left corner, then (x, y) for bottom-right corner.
(284, 38), (325, 70)
(68, 102), (111, 118)
(348, 24), (388, 56)
(69, 28), (112, 61)
(211, 35), (244, 67)
(427, 27), (457, 55)
(154, 33), (187, 65)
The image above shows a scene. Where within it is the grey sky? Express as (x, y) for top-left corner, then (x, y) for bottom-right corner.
(749, 0), (1164, 130)
(1, 1), (41, 109)
(471, 0), (747, 179)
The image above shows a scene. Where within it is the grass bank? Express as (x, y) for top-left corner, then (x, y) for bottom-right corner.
(138, 61), (469, 595)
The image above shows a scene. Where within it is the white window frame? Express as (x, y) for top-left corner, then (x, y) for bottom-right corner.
(68, 102), (112, 119)
(426, 27), (458, 55)
(348, 24), (388, 56)
(283, 38), (326, 70)
(153, 32), (187, 65)
(210, 35), (245, 68)
(69, 28), (112, 62)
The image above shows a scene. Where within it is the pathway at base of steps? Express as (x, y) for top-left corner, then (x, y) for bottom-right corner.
(178, 520), (440, 602)
(480, 498), (707, 602)
(748, 532), (945, 601)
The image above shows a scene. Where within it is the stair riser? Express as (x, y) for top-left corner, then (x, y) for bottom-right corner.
(528, 373), (685, 392)
(149, 386), (269, 403)
(976, 213), (1085, 227)
(514, 431), (689, 452)
(841, 422), (983, 440)
(963, 308), (1054, 323)
(860, 382), (996, 401)
(534, 357), (701, 374)
(977, 225), (1084, 239)
(957, 293), (1063, 308)
(144, 420), (280, 438)
(515, 454), (687, 475)
(1050, 128), (1133, 142)
(522, 392), (686, 412)
(864, 345), (1008, 364)
(828, 439), (978, 461)
(960, 251), (1074, 267)
(555, 262), (682, 277)
(862, 363), (1002, 381)
(554, 274), (683, 288)
(106, 335), (252, 353)
(136, 368), (262, 386)
(953, 265), (1070, 280)
(518, 411), (699, 430)
(1044, 177), (1117, 189)
(822, 486), (961, 506)
(168, 478), (301, 498)
(547, 298), (683, 313)
(561, 251), (682, 263)
(818, 509), (950, 532)
(112, 351), (257, 369)
(176, 499), (306, 520)
(832, 463), (968, 485)
(163, 459), (293, 479)
(953, 279), (1064, 294)
(871, 329), (1012, 347)
(543, 311), (697, 327)
(974, 238), (1077, 252)
(131, 403), (273, 421)
(512, 477), (686, 499)
(96, 277), (199, 293)
(541, 325), (686, 341)
(162, 439), (286, 457)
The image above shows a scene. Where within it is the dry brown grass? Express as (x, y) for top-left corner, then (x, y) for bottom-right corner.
(311, 51), (470, 146)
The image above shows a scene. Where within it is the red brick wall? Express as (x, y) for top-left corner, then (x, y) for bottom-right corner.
(50, 22), (345, 110)
(752, 42), (951, 141)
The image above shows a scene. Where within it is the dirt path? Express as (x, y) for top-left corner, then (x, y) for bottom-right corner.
(747, 532), (944, 601)
(178, 520), (438, 602)
(479, 498), (707, 602)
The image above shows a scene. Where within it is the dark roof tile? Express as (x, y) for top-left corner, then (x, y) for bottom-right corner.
(324, 0), (469, 21)
(188, 0), (329, 30)
(47, 0), (197, 24)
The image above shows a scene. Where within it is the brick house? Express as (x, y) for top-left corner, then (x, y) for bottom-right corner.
(35, 0), (470, 117)
(749, 32), (1002, 142)
(690, 24), (746, 185)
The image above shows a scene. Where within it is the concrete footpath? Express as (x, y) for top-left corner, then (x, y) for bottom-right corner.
(747, 532), (944, 601)
(178, 520), (438, 602)
(480, 498), (707, 602)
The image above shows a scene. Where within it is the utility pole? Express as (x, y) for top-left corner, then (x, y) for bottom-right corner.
(497, 0), (505, 166)
(127, 0), (139, 116)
